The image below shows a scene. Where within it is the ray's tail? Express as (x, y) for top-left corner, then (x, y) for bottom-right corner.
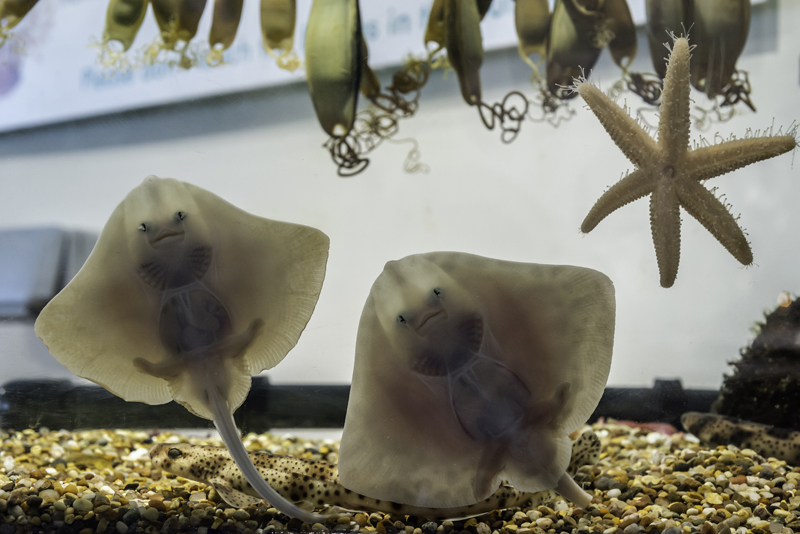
(208, 386), (341, 524)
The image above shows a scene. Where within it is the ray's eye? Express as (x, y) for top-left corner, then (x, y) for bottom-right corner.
(138, 223), (147, 232)
(168, 448), (182, 459)
(176, 211), (187, 221)
(433, 288), (442, 298)
(397, 315), (406, 324)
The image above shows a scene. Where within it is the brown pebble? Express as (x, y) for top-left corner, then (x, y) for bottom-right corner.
(149, 499), (167, 512)
(669, 503), (687, 514)
(754, 506), (771, 520)
(701, 522), (716, 534)
(730, 475), (747, 485)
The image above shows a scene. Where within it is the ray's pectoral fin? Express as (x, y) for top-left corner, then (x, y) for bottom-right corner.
(217, 318), (264, 359)
(134, 356), (184, 380)
(474, 442), (507, 500)
(522, 383), (570, 429)
(212, 482), (263, 509)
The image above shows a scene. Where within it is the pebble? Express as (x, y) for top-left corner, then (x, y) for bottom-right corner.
(73, 498), (93, 512)
(2, 423), (800, 534)
(142, 507), (159, 521)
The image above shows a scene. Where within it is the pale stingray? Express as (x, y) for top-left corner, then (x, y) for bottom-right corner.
(35, 176), (332, 523)
(338, 252), (615, 509)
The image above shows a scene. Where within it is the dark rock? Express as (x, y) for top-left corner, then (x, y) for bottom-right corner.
(674, 463), (691, 472)
(286, 518), (305, 531)
(421, 522), (438, 534)
(123, 509), (140, 524)
(753, 506), (770, 520)
(594, 477), (613, 490)
(124, 483), (139, 491)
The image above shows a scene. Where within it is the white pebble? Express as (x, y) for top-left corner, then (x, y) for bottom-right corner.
(50, 444), (64, 459)
(607, 489), (621, 498)
(554, 500), (569, 512)
(769, 524), (782, 533)
(2, 456), (14, 471)
(123, 448), (150, 462)
(39, 489), (60, 503)
(100, 485), (115, 495)
(646, 432), (663, 444)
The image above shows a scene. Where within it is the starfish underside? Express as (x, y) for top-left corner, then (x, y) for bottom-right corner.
(576, 38), (796, 288)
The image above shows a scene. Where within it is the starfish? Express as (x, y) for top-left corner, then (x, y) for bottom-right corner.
(575, 38), (797, 288)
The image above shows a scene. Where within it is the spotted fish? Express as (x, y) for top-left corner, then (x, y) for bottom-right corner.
(150, 430), (600, 519)
(681, 412), (800, 464)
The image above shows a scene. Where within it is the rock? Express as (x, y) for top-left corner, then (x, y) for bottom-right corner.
(595, 477), (613, 490)
(755, 506), (771, 520)
(73, 498), (93, 513)
(142, 507), (159, 522)
(122, 508), (140, 524)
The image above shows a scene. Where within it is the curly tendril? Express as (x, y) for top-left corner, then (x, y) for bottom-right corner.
(526, 87), (576, 128)
(626, 72), (663, 106)
(477, 91), (530, 143)
(720, 69), (755, 112)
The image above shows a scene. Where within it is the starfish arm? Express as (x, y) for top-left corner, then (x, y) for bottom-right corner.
(649, 181), (681, 288)
(657, 38), (692, 161)
(687, 136), (797, 182)
(581, 169), (654, 233)
(675, 179), (753, 266)
(576, 83), (658, 168)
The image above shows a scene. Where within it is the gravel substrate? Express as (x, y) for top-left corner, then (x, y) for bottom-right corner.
(1, 421), (798, 534)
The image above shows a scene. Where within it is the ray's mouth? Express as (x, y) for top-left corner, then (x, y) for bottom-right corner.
(149, 230), (185, 248)
(416, 309), (445, 335)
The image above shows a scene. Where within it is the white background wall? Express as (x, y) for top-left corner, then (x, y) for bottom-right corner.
(0, 0), (797, 394)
